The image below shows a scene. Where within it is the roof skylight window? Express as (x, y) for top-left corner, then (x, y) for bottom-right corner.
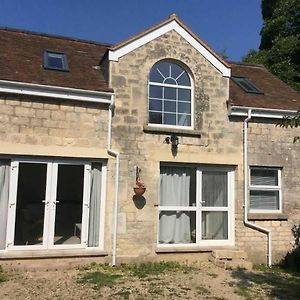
(232, 76), (263, 94)
(43, 51), (69, 71)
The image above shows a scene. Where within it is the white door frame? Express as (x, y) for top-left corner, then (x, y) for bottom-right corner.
(6, 158), (92, 251)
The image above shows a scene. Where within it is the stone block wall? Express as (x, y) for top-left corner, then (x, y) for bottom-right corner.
(0, 93), (109, 152)
(110, 30), (244, 260)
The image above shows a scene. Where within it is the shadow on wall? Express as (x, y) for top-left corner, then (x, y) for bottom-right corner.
(280, 224), (300, 272)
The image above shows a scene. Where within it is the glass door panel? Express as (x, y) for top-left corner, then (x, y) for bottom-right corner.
(53, 164), (84, 245)
(14, 162), (47, 246)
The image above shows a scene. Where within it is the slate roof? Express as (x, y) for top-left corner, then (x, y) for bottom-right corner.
(229, 62), (300, 111)
(0, 28), (112, 93)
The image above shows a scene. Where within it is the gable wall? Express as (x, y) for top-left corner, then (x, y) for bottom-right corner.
(109, 30), (245, 260)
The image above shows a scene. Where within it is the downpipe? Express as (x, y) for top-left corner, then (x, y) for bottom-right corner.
(107, 95), (120, 266)
(243, 109), (272, 267)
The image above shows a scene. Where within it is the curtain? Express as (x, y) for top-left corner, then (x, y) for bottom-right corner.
(159, 167), (193, 244)
(88, 163), (102, 247)
(0, 160), (10, 250)
(202, 212), (228, 240)
(250, 190), (279, 210)
(202, 171), (228, 240)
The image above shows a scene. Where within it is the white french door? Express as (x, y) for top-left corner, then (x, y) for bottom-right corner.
(6, 159), (91, 250)
(158, 165), (234, 247)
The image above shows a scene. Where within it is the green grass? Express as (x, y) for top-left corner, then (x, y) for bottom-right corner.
(196, 285), (211, 295)
(0, 266), (7, 283)
(77, 271), (122, 289)
(120, 261), (194, 278)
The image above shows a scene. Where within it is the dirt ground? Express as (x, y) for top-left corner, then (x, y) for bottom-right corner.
(0, 261), (299, 300)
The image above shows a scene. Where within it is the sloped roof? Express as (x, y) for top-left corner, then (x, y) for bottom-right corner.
(229, 62), (300, 111)
(0, 28), (112, 92)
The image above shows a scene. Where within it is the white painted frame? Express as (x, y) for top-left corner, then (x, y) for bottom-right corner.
(5, 158), (107, 252)
(148, 60), (195, 130)
(109, 19), (231, 77)
(249, 167), (282, 214)
(157, 165), (235, 248)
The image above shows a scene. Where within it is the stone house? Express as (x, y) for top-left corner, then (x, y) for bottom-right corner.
(0, 14), (299, 267)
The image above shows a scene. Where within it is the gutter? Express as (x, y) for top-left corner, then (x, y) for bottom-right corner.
(107, 95), (120, 266)
(230, 105), (297, 119)
(0, 79), (113, 104)
(243, 109), (272, 267)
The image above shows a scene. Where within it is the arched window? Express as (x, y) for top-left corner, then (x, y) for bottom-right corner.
(148, 61), (192, 127)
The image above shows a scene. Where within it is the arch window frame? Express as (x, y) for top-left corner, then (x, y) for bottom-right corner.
(148, 61), (194, 129)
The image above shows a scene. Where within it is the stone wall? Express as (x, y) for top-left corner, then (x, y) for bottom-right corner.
(0, 93), (109, 156)
(110, 30), (244, 260)
(242, 120), (300, 263)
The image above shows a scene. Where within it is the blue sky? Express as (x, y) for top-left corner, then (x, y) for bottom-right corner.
(0, 0), (263, 61)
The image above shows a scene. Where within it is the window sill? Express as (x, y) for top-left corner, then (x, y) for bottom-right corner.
(0, 249), (108, 259)
(143, 125), (201, 137)
(156, 245), (235, 253)
(248, 213), (288, 221)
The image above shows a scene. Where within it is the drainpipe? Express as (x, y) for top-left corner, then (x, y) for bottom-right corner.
(243, 109), (272, 267)
(107, 94), (120, 266)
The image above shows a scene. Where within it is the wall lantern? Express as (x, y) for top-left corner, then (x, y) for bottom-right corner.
(164, 134), (179, 152)
(133, 166), (146, 195)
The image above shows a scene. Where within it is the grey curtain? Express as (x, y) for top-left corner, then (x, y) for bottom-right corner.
(202, 171), (228, 240)
(88, 163), (102, 247)
(159, 167), (193, 244)
(0, 160), (10, 249)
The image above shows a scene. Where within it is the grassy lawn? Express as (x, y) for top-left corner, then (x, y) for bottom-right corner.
(232, 264), (300, 300)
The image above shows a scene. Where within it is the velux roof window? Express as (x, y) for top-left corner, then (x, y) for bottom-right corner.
(232, 76), (263, 94)
(43, 50), (69, 71)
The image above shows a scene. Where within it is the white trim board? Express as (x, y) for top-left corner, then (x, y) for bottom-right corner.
(108, 20), (231, 77)
(229, 105), (297, 119)
(0, 80), (113, 104)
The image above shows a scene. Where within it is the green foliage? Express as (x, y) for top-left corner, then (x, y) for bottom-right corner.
(0, 266), (7, 283)
(243, 0), (300, 91)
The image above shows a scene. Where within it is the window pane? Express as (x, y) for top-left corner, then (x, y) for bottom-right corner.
(177, 72), (190, 86)
(160, 166), (196, 206)
(164, 113), (176, 125)
(251, 168), (278, 186)
(164, 87), (176, 100)
(202, 171), (228, 207)
(178, 102), (191, 114)
(178, 114), (191, 126)
(159, 211), (196, 244)
(164, 101), (176, 112)
(202, 212), (228, 240)
(250, 190), (279, 210)
(48, 56), (63, 69)
(149, 99), (162, 111)
(149, 112), (162, 124)
(178, 89), (191, 102)
(149, 85), (162, 98)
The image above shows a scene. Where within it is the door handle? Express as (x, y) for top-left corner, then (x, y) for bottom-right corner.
(42, 200), (49, 205)
(54, 200), (60, 204)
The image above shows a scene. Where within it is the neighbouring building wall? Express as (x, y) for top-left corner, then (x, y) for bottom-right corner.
(239, 120), (300, 264)
(110, 30), (245, 261)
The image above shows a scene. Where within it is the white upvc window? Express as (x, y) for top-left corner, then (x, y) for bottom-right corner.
(249, 167), (282, 213)
(148, 60), (193, 129)
(158, 165), (234, 248)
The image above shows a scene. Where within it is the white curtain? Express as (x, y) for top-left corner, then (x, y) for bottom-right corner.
(159, 167), (193, 244)
(88, 163), (102, 247)
(202, 171), (228, 240)
(0, 161), (10, 249)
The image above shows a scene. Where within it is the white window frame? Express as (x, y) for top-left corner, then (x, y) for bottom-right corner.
(4, 158), (106, 252)
(249, 167), (282, 213)
(157, 165), (235, 248)
(148, 61), (194, 130)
